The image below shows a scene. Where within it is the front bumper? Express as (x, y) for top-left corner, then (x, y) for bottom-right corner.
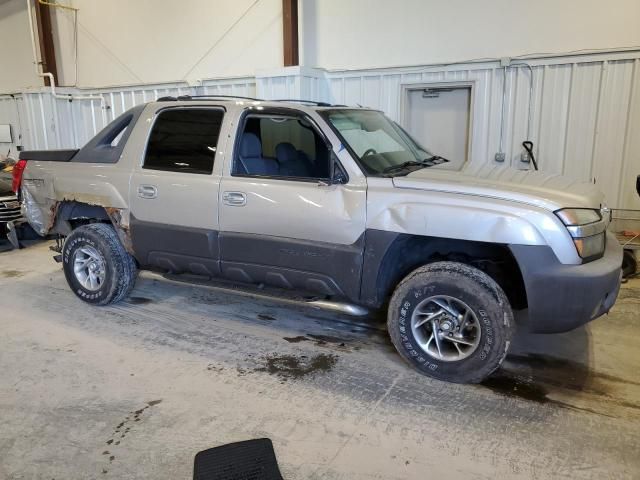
(510, 232), (623, 333)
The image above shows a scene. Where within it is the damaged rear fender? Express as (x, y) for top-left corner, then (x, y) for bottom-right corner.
(26, 198), (133, 254)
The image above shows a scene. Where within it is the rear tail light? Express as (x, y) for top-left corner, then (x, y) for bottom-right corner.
(12, 159), (27, 193)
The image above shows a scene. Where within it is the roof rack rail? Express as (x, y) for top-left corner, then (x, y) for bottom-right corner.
(155, 95), (336, 107)
(156, 94), (264, 102)
(273, 99), (333, 107)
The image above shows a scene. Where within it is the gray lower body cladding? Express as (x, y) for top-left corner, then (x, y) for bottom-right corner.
(219, 232), (364, 301)
(130, 216), (220, 277)
(510, 231), (622, 333)
(130, 216), (365, 303)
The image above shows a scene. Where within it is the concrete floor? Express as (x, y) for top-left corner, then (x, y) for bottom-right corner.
(0, 239), (639, 480)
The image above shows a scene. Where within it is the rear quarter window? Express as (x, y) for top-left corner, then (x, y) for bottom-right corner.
(144, 108), (224, 174)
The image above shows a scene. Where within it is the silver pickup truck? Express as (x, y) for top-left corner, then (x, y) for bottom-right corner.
(12, 96), (622, 383)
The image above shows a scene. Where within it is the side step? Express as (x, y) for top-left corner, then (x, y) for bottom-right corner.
(163, 271), (371, 317)
(306, 299), (369, 316)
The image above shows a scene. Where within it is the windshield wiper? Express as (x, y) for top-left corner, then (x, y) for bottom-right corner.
(381, 156), (448, 175)
(422, 155), (449, 165)
(382, 161), (426, 174)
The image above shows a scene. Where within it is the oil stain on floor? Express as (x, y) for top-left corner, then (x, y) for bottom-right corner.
(283, 334), (354, 350)
(482, 352), (640, 418)
(255, 353), (338, 381)
(101, 399), (163, 475)
(480, 372), (618, 418)
(1, 270), (25, 278)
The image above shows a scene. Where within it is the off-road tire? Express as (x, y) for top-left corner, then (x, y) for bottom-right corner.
(388, 261), (514, 384)
(62, 223), (138, 305)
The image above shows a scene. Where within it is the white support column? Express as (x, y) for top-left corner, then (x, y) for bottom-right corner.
(255, 66), (329, 102)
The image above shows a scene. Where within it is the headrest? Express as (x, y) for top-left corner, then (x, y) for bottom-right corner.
(275, 142), (298, 163)
(240, 133), (262, 157)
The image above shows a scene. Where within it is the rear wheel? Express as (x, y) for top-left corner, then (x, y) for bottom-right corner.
(388, 261), (514, 384)
(62, 223), (137, 305)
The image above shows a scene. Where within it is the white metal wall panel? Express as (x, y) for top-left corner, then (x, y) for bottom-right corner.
(618, 59), (640, 210)
(10, 77), (256, 152)
(563, 62), (601, 183)
(537, 65), (572, 175)
(0, 95), (27, 156)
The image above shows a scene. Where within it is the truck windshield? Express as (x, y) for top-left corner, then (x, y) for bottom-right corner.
(321, 109), (446, 176)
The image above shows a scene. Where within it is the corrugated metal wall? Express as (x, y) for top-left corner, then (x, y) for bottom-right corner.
(1, 50), (639, 209)
(0, 94), (26, 155)
(6, 76), (257, 153)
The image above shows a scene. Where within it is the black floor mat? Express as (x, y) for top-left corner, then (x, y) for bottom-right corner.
(193, 438), (284, 480)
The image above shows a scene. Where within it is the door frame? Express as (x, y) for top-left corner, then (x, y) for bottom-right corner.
(399, 80), (476, 169)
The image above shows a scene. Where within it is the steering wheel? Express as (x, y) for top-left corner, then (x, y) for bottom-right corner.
(362, 148), (378, 157)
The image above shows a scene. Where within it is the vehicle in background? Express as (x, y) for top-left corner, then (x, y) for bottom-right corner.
(0, 155), (29, 248)
(12, 97), (623, 384)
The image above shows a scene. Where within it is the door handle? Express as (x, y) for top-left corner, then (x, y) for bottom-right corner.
(137, 184), (158, 199)
(222, 191), (246, 206)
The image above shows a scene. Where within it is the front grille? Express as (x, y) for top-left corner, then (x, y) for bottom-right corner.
(0, 195), (23, 223)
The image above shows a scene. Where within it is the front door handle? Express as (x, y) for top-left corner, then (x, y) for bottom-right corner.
(222, 191), (246, 206)
(137, 184), (158, 199)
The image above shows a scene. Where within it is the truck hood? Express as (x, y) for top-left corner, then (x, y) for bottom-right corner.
(393, 165), (604, 211)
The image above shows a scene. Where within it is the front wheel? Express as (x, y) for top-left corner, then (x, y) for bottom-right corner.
(388, 261), (514, 384)
(62, 223), (138, 305)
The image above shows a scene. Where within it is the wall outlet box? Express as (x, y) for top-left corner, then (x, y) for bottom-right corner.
(495, 152), (506, 162)
(0, 124), (12, 143)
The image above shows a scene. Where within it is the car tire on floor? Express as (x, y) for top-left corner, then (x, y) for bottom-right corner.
(387, 261), (514, 384)
(62, 223), (138, 305)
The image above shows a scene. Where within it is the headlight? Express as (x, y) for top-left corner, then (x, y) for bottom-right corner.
(555, 208), (601, 225)
(573, 233), (605, 259)
(555, 208), (606, 260)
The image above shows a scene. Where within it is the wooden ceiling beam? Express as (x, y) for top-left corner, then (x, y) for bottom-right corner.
(33, 0), (58, 86)
(282, 0), (299, 66)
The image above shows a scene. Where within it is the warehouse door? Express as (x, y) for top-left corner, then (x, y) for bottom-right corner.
(404, 85), (472, 170)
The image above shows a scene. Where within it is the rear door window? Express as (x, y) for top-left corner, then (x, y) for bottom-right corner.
(144, 108), (224, 174)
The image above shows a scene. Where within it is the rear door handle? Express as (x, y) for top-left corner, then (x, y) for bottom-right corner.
(222, 191), (246, 206)
(137, 184), (158, 199)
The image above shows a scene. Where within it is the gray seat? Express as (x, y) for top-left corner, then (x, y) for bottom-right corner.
(275, 142), (312, 177)
(237, 133), (279, 176)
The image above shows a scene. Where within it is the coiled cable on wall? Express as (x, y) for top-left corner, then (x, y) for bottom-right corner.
(522, 141), (538, 171)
